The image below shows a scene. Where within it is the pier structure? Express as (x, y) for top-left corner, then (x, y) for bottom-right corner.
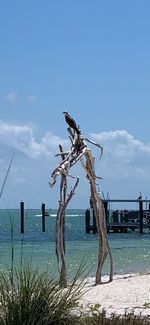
(85, 199), (150, 234)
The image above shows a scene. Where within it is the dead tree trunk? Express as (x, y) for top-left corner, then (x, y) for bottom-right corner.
(50, 112), (113, 286)
(81, 149), (113, 284)
(54, 145), (79, 287)
(55, 145), (67, 287)
(50, 144), (79, 287)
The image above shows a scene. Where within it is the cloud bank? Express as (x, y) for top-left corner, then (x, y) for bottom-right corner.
(1, 121), (150, 207)
(90, 130), (150, 180)
(1, 121), (150, 174)
(0, 120), (68, 159)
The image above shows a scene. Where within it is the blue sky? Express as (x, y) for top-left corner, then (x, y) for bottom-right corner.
(0, 1), (150, 209)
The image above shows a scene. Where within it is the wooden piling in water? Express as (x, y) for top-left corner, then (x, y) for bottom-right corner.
(41, 203), (46, 232)
(20, 201), (24, 233)
(92, 209), (97, 234)
(85, 209), (90, 233)
(103, 201), (108, 223)
(139, 200), (143, 234)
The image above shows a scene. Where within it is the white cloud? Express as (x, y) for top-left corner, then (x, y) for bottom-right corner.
(27, 94), (37, 103)
(0, 120), (68, 159)
(90, 130), (150, 180)
(5, 91), (18, 103)
(91, 130), (150, 160)
(1, 123), (150, 175)
(1, 122), (150, 177)
(1, 124), (150, 207)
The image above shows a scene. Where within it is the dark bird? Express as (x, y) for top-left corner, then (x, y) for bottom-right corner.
(137, 192), (142, 200)
(63, 111), (80, 134)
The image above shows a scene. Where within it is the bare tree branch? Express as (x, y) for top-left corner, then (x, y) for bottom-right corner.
(84, 137), (103, 158)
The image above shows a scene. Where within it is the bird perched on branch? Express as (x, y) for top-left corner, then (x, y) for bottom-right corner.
(63, 111), (80, 134)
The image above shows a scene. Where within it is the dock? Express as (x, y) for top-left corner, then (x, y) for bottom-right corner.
(85, 198), (150, 234)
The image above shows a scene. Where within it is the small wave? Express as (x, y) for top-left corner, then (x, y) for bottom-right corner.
(35, 214), (57, 217)
(66, 214), (83, 217)
(35, 214), (82, 217)
(47, 213), (83, 217)
(50, 214), (83, 217)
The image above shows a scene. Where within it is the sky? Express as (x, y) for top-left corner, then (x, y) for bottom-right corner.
(0, 0), (150, 209)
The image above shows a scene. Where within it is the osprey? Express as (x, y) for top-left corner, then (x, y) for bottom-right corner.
(63, 112), (80, 134)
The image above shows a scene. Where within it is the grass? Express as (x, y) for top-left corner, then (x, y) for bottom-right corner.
(0, 155), (14, 201)
(0, 261), (85, 325)
(78, 307), (150, 325)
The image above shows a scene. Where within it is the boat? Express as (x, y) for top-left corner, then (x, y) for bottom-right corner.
(44, 209), (51, 216)
(35, 209), (51, 217)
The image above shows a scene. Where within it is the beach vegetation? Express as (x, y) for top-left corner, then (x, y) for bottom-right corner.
(78, 309), (150, 324)
(0, 155), (14, 201)
(143, 302), (150, 309)
(0, 261), (85, 325)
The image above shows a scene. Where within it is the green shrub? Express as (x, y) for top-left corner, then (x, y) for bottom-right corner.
(77, 308), (150, 324)
(0, 262), (84, 325)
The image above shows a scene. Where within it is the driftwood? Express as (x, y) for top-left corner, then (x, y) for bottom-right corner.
(53, 144), (79, 287)
(50, 113), (113, 285)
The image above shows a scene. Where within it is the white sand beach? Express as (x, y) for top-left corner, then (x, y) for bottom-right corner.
(80, 273), (150, 317)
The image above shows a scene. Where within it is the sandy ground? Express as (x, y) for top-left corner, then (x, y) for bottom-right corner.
(80, 273), (150, 317)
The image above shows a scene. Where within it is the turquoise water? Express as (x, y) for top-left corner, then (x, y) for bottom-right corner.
(0, 209), (150, 277)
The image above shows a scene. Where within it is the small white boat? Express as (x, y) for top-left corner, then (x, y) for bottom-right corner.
(44, 210), (51, 216)
(35, 209), (51, 217)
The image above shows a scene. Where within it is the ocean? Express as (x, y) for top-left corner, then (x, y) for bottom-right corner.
(0, 209), (150, 278)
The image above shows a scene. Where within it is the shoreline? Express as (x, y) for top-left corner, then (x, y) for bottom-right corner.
(80, 272), (150, 317)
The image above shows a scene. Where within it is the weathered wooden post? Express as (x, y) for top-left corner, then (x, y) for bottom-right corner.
(85, 209), (90, 233)
(41, 203), (46, 232)
(92, 209), (97, 234)
(103, 200), (108, 223)
(20, 201), (24, 234)
(139, 200), (143, 234)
